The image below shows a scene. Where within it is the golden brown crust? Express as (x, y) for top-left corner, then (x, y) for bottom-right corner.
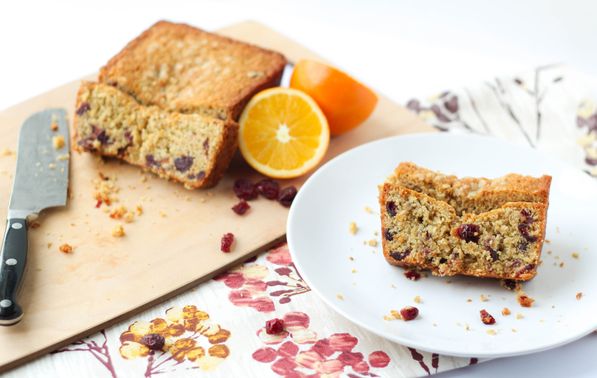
(99, 20), (287, 120)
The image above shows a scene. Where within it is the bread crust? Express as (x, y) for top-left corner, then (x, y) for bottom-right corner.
(99, 20), (287, 121)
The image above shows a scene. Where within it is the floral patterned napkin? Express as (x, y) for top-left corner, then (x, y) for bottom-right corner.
(6, 64), (595, 378)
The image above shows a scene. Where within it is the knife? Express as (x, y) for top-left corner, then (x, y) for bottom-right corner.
(0, 109), (70, 326)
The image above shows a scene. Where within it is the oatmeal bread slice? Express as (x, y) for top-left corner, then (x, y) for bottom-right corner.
(74, 82), (238, 189)
(391, 162), (551, 215)
(455, 202), (547, 280)
(379, 164), (551, 280)
(379, 184), (464, 276)
(99, 20), (287, 121)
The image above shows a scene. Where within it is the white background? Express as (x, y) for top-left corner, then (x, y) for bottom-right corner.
(0, 0), (596, 377)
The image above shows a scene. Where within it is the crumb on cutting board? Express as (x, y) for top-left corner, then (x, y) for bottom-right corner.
(59, 243), (73, 254)
(112, 224), (125, 238)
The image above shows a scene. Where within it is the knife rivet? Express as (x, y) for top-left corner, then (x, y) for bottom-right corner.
(11, 223), (22, 230)
(5, 259), (17, 266)
(0, 299), (12, 308)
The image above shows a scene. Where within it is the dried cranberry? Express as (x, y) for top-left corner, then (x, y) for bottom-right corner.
(390, 249), (410, 261)
(517, 240), (529, 252)
(501, 279), (519, 291)
(384, 229), (394, 241)
(76, 102), (90, 116)
(140, 333), (165, 351)
(520, 208), (534, 223)
(202, 138), (210, 156)
(265, 318), (285, 334)
(220, 233), (235, 253)
(145, 154), (160, 168)
(232, 200), (250, 215)
(486, 246), (499, 261)
(386, 201), (397, 217)
(404, 270), (421, 281)
(480, 309), (496, 325)
(187, 171), (206, 180)
(278, 186), (297, 207)
(233, 179), (258, 201)
(456, 224), (480, 243)
(174, 156), (194, 173)
(439, 257), (447, 264)
(518, 223), (537, 242)
(256, 179), (280, 200)
(96, 130), (110, 145)
(400, 306), (419, 321)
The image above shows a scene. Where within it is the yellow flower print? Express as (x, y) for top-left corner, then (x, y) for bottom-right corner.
(118, 305), (231, 376)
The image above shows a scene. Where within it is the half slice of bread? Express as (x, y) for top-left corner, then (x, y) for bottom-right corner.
(74, 82), (238, 189)
(99, 20), (287, 121)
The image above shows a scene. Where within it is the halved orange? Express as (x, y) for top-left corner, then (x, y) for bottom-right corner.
(290, 59), (378, 136)
(238, 87), (330, 179)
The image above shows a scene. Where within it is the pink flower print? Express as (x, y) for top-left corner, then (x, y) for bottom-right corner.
(252, 312), (391, 377)
(215, 245), (311, 312)
(267, 245), (293, 266)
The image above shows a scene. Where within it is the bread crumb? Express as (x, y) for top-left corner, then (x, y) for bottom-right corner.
(544, 239), (551, 244)
(123, 212), (135, 223)
(50, 120), (59, 131)
(516, 313), (524, 320)
(159, 210), (167, 218)
(348, 221), (358, 235)
(576, 292), (583, 300)
(486, 329), (497, 336)
(502, 307), (511, 316)
(112, 224), (125, 237)
(367, 239), (378, 247)
(466, 298), (473, 303)
(52, 135), (65, 150)
(389, 310), (402, 320)
(136, 205), (143, 215)
(433, 323), (437, 327)
(348, 256), (354, 261)
(364, 206), (373, 214)
(47, 242), (53, 249)
(464, 323), (470, 331)
(511, 328), (517, 333)
(351, 268), (357, 274)
(559, 262), (564, 268)
(2, 148), (14, 156)
(517, 292), (535, 307)
(336, 294), (344, 301)
(571, 252), (579, 259)
(480, 294), (489, 302)
(390, 284), (396, 289)
(547, 250), (552, 255)
(59, 243), (73, 254)
(414, 295), (422, 304)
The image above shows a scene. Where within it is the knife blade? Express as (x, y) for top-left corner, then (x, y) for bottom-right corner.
(0, 108), (70, 325)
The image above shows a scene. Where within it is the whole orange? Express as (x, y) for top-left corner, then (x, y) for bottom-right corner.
(290, 60), (378, 136)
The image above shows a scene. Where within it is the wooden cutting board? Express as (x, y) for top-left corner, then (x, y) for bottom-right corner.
(0, 21), (433, 371)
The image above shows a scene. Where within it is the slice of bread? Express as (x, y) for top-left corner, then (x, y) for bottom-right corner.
(379, 162), (550, 280)
(74, 82), (238, 189)
(99, 20), (287, 121)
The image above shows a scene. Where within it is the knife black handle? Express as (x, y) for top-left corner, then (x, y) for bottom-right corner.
(0, 218), (27, 326)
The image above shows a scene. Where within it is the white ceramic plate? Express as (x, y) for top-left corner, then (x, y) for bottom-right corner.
(287, 133), (597, 358)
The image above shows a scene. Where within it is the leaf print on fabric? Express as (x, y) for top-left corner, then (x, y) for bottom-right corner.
(53, 330), (117, 378)
(575, 99), (597, 176)
(214, 243), (310, 312)
(118, 305), (230, 376)
(252, 311), (391, 377)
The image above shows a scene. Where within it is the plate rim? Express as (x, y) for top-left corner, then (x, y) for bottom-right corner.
(287, 132), (597, 358)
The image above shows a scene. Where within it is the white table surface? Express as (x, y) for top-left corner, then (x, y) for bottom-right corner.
(0, 1), (595, 377)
